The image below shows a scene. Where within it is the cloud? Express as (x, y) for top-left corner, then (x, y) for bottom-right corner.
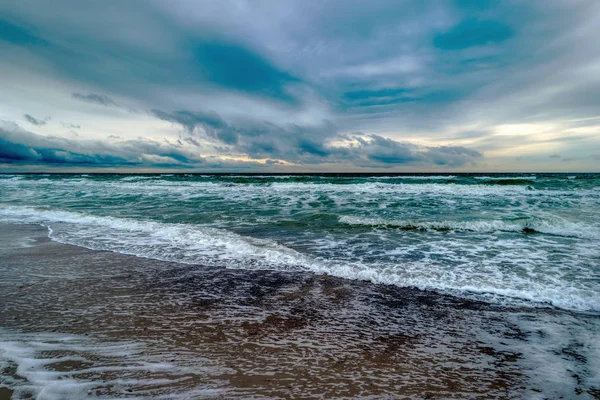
(150, 108), (482, 167)
(151, 109), (237, 143)
(152, 108), (337, 163)
(72, 92), (117, 107)
(0, 1), (599, 171)
(23, 114), (47, 126)
(191, 40), (298, 102)
(0, 121), (203, 167)
(1, 115), (483, 170)
(163, 113), (329, 159)
(1, 4), (303, 110)
(549, 154), (561, 159)
(346, 135), (482, 167)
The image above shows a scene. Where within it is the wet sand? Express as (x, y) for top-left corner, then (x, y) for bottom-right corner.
(0, 224), (598, 399)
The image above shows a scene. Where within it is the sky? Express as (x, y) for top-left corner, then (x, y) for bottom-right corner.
(1, 0), (599, 172)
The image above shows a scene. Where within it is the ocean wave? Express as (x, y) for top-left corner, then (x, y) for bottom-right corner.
(474, 175), (537, 180)
(338, 215), (600, 239)
(1, 206), (598, 312)
(477, 179), (537, 185)
(4, 177), (600, 205)
(375, 175), (457, 180)
(0, 206), (315, 270)
(351, 265), (600, 312)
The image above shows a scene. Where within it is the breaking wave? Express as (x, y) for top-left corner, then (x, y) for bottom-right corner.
(338, 215), (600, 240)
(1, 206), (598, 312)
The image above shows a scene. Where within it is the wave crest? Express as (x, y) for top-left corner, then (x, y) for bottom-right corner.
(338, 215), (600, 239)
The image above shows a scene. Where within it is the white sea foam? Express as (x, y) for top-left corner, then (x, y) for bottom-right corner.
(0, 176), (23, 182)
(338, 215), (600, 240)
(375, 175), (457, 180)
(0, 330), (224, 399)
(1, 206), (599, 312)
(304, 239), (600, 312)
(264, 181), (596, 202)
(474, 175), (537, 180)
(221, 175), (307, 179)
(4, 176), (599, 208)
(496, 313), (600, 399)
(0, 206), (316, 270)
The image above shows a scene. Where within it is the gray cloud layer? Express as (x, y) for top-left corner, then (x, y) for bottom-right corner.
(150, 108), (482, 167)
(0, 121), (203, 167)
(0, 118), (481, 169)
(0, 0), (598, 170)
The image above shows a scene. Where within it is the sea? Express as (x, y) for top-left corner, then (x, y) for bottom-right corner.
(0, 173), (599, 399)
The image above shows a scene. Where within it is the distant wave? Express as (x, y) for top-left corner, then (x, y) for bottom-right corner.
(474, 175), (537, 180)
(0, 176), (23, 181)
(476, 179), (537, 185)
(338, 215), (600, 240)
(375, 175), (457, 180)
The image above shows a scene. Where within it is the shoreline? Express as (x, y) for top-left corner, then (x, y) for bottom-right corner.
(1, 223), (598, 399)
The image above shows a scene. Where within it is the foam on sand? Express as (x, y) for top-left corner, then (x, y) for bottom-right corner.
(0, 330), (225, 399)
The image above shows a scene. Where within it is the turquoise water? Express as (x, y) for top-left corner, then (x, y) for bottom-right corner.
(1, 173), (599, 311)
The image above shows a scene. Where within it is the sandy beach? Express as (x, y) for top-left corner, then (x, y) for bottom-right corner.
(2, 223), (598, 399)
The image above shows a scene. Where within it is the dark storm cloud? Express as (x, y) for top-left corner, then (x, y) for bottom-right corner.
(0, 121), (203, 167)
(23, 114), (47, 126)
(72, 93), (117, 107)
(9, 106), (484, 169)
(192, 40), (298, 102)
(422, 145), (482, 166)
(0, 2), (300, 106)
(150, 108), (482, 167)
(0, 134), (128, 166)
(152, 109), (225, 133)
(152, 108), (336, 162)
(2, 110), (483, 168)
(346, 135), (482, 167)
